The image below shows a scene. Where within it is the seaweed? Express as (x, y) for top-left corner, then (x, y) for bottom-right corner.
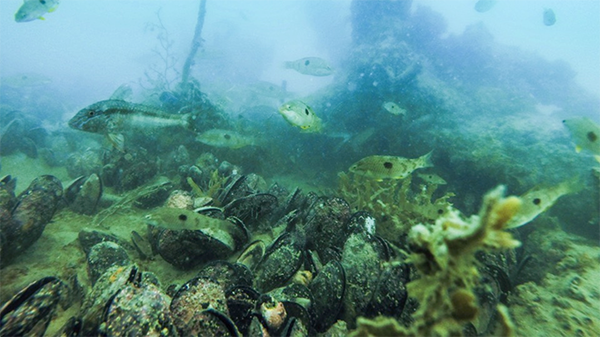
(351, 186), (521, 336)
(338, 172), (455, 242)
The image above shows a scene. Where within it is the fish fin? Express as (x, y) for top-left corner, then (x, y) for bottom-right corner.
(421, 150), (434, 168)
(575, 145), (582, 153)
(594, 155), (600, 163)
(108, 133), (125, 152)
(38, 16), (45, 20)
(48, 5), (59, 13)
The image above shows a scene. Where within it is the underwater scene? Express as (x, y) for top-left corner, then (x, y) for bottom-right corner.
(1, 0), (599, 336)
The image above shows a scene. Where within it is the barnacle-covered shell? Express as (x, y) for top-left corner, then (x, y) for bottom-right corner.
(309, 260), (346, 332)
(0, 277), (65, 337)
(303, 197), (351, 255)
(100, 282), (174, 336)
(196, 260), (254, 290)
(223, 193), (278, 229)
(254, 233), (304, 293)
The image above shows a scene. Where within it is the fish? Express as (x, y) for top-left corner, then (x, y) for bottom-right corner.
(382, 101), (406, 116)
(349, 151), (433, 181)
(416, 172), (447, 185)
(506, 179), (582, 229)
(284, 57), (334, 76)
(278, 100), (322, 133)
(69, 99), (193, 151)
(474, 0), (496, 13)
(563, 117), (600, 162)
(14, 0), (59, 22)
(250, 81), (289, 99)
(543, 8), (556, 26)
(196, 129), (256, 149)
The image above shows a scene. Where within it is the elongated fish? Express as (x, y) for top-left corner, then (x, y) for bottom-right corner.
(196, 129), (256, 149)
(284, 57), (333, 77)
(69, 99), (192, 151)
(506, 178), (582, 229)
(349, 151), (433, 181)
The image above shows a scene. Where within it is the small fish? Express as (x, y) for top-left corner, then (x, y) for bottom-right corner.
(69, 99), (192, 151)
(382, 102), (406, 116)
(250, 81), (288, 99)
(1, 73), (51, 88)
(349, 151), (433, 181)
(563, 117), (600, 162)
(474, 0), (496, 13)
(284, 57), (333, 76)
(416, 172), (447, 185)
(196, 129), (256, 149)
(14, 0), (59, 22)
(506, 179), (581, 228)
(278, 100), (322, 133)
(543, 8), (556, 26)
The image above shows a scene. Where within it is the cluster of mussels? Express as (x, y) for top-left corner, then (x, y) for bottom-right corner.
(0, 158), (516, 336)
(0, 175), (63, 267)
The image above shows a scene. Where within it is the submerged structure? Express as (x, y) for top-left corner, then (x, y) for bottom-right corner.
(1, 1), (598, 336)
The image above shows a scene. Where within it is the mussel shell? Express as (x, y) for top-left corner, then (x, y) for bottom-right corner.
(153, 228), (235, 269)
(346, 211), (377, 235)
(223, 193), (278, 228)
(237, 240), (266, 270)
(86, 241), (131, 285)
(254, 233), (304, 293)
(340, 232), (387, 327)
(226, 285), (261, 336)
(365, 262), (409, 318)
(0, 277), (65, 337)
(65, 173), (102, 215)
(219, 175), (251, 205)
(146, 208), (247, 269)
(53, 316), (83, 337)
(100, 283), (174, 336)
(130, 230), (154, 260)
(303, 197), (351, 255)
(309, 260), (346, 332)
(132, 180), (173, 209)
(170, 277), (231, 335)
(0, 175), (16, 211)
(196, 260), (254, 290)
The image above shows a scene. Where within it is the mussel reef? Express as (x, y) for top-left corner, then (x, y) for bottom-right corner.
(1, 1), (599, 336)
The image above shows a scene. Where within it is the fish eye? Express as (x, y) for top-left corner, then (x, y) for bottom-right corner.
(178, 214), (187, 221)
(305, 60), (310, 66)
(587, 131), (597, 142)
(224, 134), (231, 139)
(88, 110), (95, 117)
(533, 198), (541, 205)
(304, 108), (310, 115)
(383, 162), (393, 169)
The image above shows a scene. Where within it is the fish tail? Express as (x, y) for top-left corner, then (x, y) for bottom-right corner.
(421, 150), (434, 168)
(182, 114), (196, 131)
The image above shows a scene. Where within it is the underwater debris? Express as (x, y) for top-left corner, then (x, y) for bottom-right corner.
(348, 151), (433, 181)
(352, 186), (521, 337)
